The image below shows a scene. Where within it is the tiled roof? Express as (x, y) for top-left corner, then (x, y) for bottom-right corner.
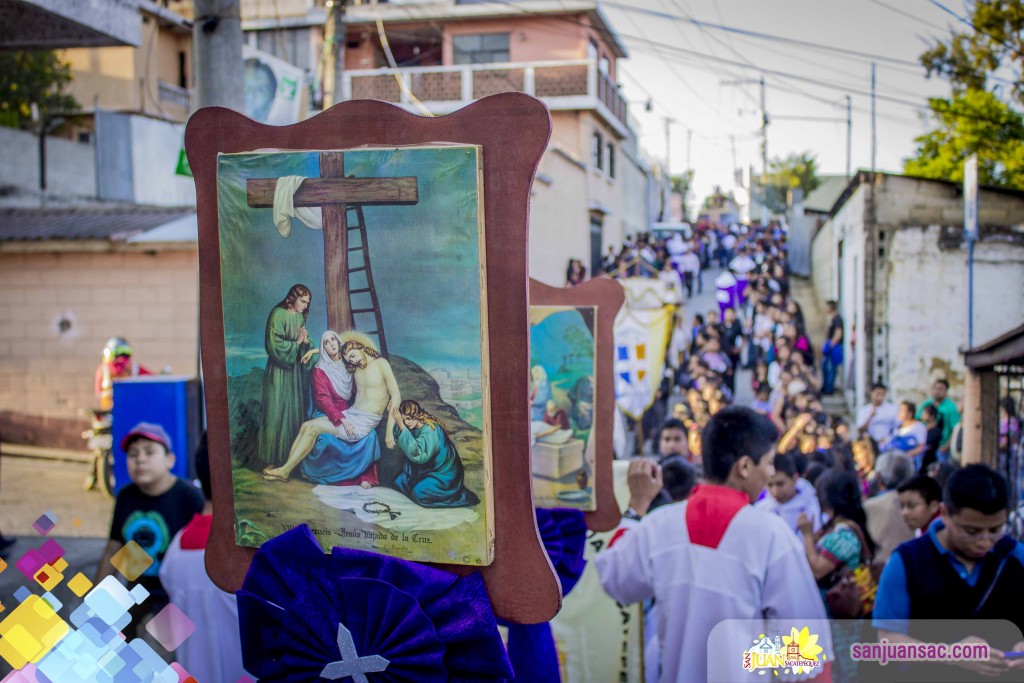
(0, 205), (195, 242)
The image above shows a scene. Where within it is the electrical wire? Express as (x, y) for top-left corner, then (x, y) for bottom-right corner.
(603, 1), (924, 68)
(375, 18), (435, 116)
(866, 0), (949, 34)
(926, 0), (1024, 59)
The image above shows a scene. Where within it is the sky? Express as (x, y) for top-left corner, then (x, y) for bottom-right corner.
(598, 0), (974, 207)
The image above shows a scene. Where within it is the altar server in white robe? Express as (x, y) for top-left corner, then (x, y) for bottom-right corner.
(596, 406), (832, 683)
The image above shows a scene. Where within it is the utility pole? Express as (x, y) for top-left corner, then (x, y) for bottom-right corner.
(686, 127), (693, 172)
(664, 116), (675, 175)
(870, 63), (877, 174)
(330, 0), (347, 107)
(845, 95), (852, 181)
(759, 74), (769, 226)
(661, 116), (675, 222)
(730, 134), (737, 179)
(193, 0), (244, 111)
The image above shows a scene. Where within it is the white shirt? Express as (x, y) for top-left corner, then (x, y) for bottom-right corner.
(856, 401), (900, 444)
(677, 251), (701, 275)
(159, 526), (250, 683)
(596, 493), (831, 682)
(755, 478), (823, 535)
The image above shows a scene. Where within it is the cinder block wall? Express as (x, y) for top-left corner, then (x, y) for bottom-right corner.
(0, 248), (199, 448)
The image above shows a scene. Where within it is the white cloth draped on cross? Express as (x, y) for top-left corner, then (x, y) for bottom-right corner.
(273, 176), (324, 236)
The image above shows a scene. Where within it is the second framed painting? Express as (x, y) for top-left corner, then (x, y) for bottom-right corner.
(530, 277), (624, 530)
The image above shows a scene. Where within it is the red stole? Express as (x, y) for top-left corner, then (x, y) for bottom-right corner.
(180, 513), (213, 550)
(685, 484), (750, 549)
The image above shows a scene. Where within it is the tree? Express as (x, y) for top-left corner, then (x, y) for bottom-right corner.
(904, 89), (1024, 187)
(0, 51), (79, 129)
(920, 0), (1024, 106)
(670, 170), (694, 222)
(911, 2), (1024, 189)
(762, 151), (819, 212)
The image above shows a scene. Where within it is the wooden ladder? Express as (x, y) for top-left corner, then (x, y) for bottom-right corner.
(345, 203), (389, 358)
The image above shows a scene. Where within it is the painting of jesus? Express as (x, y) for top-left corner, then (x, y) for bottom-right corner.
(217, 145), (493, 566)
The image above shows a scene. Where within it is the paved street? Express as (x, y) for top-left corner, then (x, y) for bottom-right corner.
(678, 266), (754, 406)
(0, 455), (111, 677)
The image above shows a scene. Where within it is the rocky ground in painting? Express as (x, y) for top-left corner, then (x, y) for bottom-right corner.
(229, 355), (489, 563)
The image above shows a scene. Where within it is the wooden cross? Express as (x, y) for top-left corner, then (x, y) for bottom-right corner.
(246, 152), (419, 331)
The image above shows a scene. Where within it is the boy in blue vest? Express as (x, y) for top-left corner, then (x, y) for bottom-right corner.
(873, 464), (1024, 680)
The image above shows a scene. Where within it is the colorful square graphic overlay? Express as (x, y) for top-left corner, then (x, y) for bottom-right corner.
(145, 604), (195, 651)
(0, 595), (70, 668)
(31, 513), (56, 537)
(110, 541), (153, 582)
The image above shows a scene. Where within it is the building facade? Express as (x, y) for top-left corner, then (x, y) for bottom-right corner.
(241, 0), (653, 285)
(811, 171), (1024, 412)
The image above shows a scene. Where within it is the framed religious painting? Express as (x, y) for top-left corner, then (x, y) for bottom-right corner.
(217, 145), (490, 566)
(188, 94), (561, 623)
(529, 277), (624, 531)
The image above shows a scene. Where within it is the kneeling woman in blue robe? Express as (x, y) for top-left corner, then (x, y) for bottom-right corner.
(391, 400), (480, 508)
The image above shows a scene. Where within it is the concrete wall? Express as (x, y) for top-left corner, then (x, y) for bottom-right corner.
(128, 115), (196, 206)
(876, 174), (1024, 228)
(816, 173), (1024, 409)
(884, 226), (1024, 407)
(0, 126), (96, 198)
(93, 111), (195, 207)
(64, 19), (191, 123)
(530, 111), (588, 286)
(0, 248), (199, 448)
(618, 138), (650, 247)
(812, 186), (866, 405)
(342, 13), (621, 75)
(811, 217), (834, 301)
(527, 108), (638, 285)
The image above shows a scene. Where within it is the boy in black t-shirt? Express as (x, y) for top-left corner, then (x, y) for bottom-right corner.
(95, 422), (204, 633)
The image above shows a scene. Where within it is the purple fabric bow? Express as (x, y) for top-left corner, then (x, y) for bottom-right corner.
(236, 525), (513, 682)
(502, 508), (588, 683)
(535, 508), (587, 596)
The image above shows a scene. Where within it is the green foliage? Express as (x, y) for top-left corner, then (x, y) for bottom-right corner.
(670, 170), (695, 221)
(768, 151), (820, 195)
(563, 324), (594, 358)
(761, 151), (819, 212)
(921, 0), (1024, 105)
(904, 89), (1024, 188)
(0, 51), (79, 129)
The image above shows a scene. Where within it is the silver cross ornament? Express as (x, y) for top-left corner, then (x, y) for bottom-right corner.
(320, 623), (390, 682)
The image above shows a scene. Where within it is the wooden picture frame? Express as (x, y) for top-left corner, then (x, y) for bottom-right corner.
(530, 277), (624, 531)
(187, 93), (561, 623)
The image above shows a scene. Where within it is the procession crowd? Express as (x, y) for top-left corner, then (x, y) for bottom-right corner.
(577, 222), (1024, 682)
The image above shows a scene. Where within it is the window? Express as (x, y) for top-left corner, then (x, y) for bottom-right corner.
(592, 131), (604, 170)
(607, 142), (616, 178)
(453, 33), (510, 65)
(178, 51), (187, 89)
(587, 39), (599, 62)
(599, 54), (611, 75)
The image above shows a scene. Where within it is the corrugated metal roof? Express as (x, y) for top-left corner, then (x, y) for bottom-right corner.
(0, 205), (196, 242)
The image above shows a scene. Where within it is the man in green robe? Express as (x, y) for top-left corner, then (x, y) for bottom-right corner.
(257, 285), (312, 467)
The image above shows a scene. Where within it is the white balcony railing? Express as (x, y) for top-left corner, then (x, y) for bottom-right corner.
(342, 59), (630, 135)
(157, 80), (192, 109)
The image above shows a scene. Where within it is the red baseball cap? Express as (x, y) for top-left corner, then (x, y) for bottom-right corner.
(121, 422), (172, 453)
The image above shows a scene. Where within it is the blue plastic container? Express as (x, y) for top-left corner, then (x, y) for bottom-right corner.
(111, 376), (201, 494)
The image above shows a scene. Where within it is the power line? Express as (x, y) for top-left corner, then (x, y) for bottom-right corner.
(866, 0), (949, 34)
(603, 1), (923, 68)
(927, 0), (1024, 59)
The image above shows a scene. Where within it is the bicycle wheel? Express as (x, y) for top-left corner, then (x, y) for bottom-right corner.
(101, 449), (116, 498)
